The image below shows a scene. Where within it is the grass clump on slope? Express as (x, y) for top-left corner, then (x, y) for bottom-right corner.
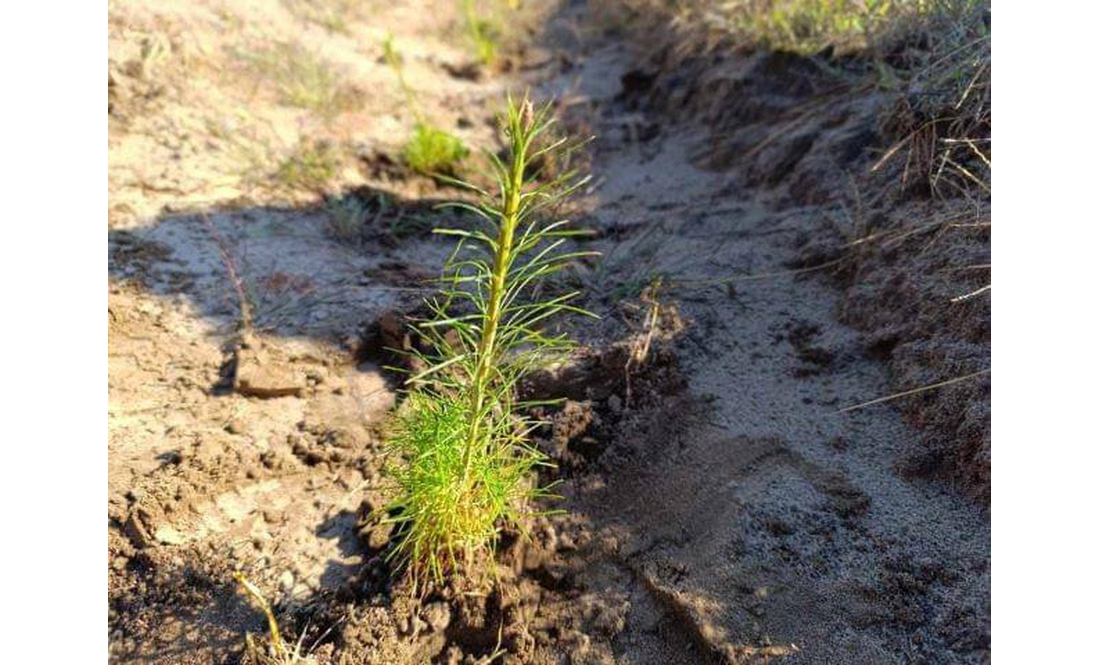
(402, 123), (469, 177)
(382, 95), (594, 583)
(382, 35), (468, 177)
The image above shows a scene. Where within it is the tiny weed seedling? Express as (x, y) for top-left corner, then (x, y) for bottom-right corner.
(383, 35), (468, 177)
(382, 96), (595, 583)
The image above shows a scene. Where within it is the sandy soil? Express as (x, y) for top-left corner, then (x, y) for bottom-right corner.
(108, 1), (990, 663)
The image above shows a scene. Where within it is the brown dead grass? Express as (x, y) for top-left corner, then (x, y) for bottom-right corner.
(615, 0), (990, 204)
(238, 42), (362, 118)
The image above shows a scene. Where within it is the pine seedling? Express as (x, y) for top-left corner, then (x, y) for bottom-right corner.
(382, 95), (595, 584)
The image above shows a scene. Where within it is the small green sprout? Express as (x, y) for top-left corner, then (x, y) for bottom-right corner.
(402, 123), (469, 177)
(462, 0), (500, 67)
(382, 34), (468, 177)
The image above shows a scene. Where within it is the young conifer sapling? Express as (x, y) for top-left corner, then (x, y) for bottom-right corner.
(382, 95), (593, 583)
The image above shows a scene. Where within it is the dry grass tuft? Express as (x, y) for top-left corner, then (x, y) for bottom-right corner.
(622, 0), (990, 201)
(283, 0), (365, 35)
(638, 0), (981, 58)
(323, 194), (368, 243)
(241, 42), (360, 117)
(873, 2), (990, 199)
(275, 140), (342, 191)
(674, 0), (907, 55)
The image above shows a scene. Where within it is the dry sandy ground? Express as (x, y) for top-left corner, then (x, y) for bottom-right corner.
(108, 1), (990, 663)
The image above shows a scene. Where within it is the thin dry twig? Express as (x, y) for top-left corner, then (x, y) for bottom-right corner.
(673, 256), (848, 289)
(838, 369), (990, 413)
(624, 279), (663, 406)
(202, 213), (253, 334)
(950, 284), (990, 302)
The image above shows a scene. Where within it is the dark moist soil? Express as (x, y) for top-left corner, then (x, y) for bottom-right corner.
(109, 2), (989, 664)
